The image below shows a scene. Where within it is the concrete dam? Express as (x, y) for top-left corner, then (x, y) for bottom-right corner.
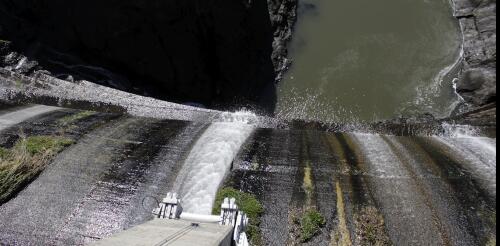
(0, 104), (495, 245)
(0, 0), (496, 245)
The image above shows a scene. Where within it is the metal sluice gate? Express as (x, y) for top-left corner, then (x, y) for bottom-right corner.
(152, 192), (250, 246)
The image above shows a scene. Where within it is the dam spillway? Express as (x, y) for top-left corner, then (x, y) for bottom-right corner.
(173, 111), (257, 214)
(0, 0), (495, 244)
(0, 104), (495, 245)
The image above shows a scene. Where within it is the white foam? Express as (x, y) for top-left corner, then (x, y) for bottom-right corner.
(173, 111), (257, 214)
(440, 122), (480, 138)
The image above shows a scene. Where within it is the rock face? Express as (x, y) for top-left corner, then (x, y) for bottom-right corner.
(0, 0), (294, 113)
(267, 0), (298, 81)
(453, 0), (496, 107)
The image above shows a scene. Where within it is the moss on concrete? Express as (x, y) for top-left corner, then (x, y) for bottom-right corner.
(57, 110), (96, 126)
(303, 164), (314, 206)
(331, 181), (352, 246)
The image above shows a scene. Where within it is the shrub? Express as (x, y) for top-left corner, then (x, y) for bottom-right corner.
(213, 187), (264, 245)
(300, 209), (326, 242)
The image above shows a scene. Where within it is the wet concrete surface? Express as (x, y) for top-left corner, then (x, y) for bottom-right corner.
(352, 133), (447, 245)
(298, 131), (337, 245)
(0, 117), (204, 245)
(0, 105), (60, 132)
(413, 137), (496, 245)
(0, 107), (120, 148)
(384, 136), (482, 245)
(229, 130), (496, 245)
(0, 105), (496, 245)
(232, 128), (302, 245)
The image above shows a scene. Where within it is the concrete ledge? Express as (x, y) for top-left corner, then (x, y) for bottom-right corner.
(92, 219), (233, 246)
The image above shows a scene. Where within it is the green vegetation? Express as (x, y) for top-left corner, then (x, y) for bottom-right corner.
(0, 136), (74, 203)
(0, 147), (9, 159)
(298, 209), (326, 242)
(212, 187), (264, 245)
(486, 237), (496, 246)
(22, 136), (74, 155)
(57, 110), (95, 126)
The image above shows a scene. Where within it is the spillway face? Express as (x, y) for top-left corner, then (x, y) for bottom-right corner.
(0, 105), (210, 244)
(228, 128), (496, 245)
(173, 111), (257, 214)
(0, 104), (496, 245)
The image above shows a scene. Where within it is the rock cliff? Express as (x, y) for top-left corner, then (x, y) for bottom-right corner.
(267, 0), (297, 81)
(453, 0), (496, 107)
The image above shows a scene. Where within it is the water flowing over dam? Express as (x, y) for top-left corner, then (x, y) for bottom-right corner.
(0, 0), (496, 244)
(173, 111), (257, 214)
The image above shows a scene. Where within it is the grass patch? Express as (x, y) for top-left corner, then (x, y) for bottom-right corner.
(22, 136), (74, 155)
(0, 136), (74, 204)
(57, 110), (95, 126)
(297, 209), (326, 242)
(0, 147), (9, 159)
(212, 187), (264, 245)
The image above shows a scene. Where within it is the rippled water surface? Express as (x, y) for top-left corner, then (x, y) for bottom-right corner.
(276, 0), (461, 122)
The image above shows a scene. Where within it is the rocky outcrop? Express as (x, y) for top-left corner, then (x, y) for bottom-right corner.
(0, 0), (282, 113)
(267, 0), (298, 81)
(453, 0), (496, 107)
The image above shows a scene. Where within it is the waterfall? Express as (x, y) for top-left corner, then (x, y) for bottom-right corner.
(173, 111), (257, 214)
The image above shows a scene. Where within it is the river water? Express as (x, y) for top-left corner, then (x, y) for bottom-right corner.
(276, 0), (462, 123)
